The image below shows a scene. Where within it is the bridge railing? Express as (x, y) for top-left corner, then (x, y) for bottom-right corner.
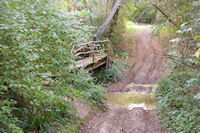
(71, 40), (111, 69)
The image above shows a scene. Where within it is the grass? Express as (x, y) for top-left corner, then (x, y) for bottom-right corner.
(125, 21), (152, 32)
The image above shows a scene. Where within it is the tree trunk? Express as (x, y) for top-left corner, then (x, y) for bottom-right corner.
(109, 8), (119, 36)
(96, 0), (122, 39)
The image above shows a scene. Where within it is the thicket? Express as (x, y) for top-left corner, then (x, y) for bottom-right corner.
(0, 0), (105, 132)
(155, 0), (200, 132)
(94, 60), (129, 85)
(123, 1), (157, 24)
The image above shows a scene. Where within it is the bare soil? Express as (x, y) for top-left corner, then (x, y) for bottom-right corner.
(108, 29), (166, 93)
(81, 108), (168, 133)
(80, 29), (168, 133)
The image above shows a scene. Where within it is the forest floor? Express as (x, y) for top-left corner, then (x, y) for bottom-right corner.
(80, 23), (169, 133)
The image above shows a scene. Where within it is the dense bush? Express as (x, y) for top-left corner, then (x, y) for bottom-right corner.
(0, 0), (105, 132)
(94, 61), (129, 84)
(155, 1), (200, 132)
(122, 1), (157, 24)
(156, 70), (200, 132)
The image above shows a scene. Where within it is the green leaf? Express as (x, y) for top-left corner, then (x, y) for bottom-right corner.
(93, 0), (98, 6)
(83, 0), (87, 5)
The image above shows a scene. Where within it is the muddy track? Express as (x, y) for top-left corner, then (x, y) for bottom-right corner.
(108, 29), (166, 93)
(80, 29), (168, 133)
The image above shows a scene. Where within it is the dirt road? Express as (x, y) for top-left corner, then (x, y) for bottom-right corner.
(108, 29), (166, 93)
(81, 28), (168, 133)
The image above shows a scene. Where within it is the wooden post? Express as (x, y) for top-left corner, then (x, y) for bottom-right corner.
(106, 42), (111, 69)
(91, 42), (95, 63)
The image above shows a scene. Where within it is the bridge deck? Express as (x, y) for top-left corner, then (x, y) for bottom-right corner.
(70, 54), (107, 70)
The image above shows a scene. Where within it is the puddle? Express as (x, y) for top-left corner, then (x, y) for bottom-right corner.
(126, 83), (159, 93)
(126, 83), (159, 89)
(106, 93), (156, 110)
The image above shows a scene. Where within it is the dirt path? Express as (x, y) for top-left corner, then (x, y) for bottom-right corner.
(108, 29), (166, 93)
(81, 27), (168, 133)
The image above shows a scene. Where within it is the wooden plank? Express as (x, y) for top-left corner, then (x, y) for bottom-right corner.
(70, 54), (107, 69)
(86, 61), (106, 71)
(75, 49), (106, 57)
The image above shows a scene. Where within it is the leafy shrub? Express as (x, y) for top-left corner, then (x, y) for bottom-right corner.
(0, 0), (105, 132)
(94, 61), (129, 84)
(156, 69), (200, 132)
(122, 1), (157, 24)
(108, 21), (125, 46)
(92, 12), (107, 28)
(155, 1), (200, 132)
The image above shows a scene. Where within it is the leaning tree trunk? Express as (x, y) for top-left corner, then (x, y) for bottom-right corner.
(96, 0), (122, 39)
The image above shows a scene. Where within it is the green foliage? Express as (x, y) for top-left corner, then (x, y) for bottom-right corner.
(108, 21), (125, 45)
(156, 69), (200, 132)
(0, 0), (105, 132)
(122, 1), (157, 24)
(94, 61), (129, 84)
(155, 1), (200, 132)
(0, 99), (23, 133)
(92, 12), (107, 28)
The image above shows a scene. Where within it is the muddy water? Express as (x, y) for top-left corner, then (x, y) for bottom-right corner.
(107, 92), (156, 110)
(107, 83), (158, 110)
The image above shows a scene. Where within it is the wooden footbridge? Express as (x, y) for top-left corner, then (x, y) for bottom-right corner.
(70, 40), (111, 71)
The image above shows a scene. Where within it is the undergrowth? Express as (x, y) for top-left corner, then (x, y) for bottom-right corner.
(94, 61), (129, 85)
(108, 20), (125, 46)
(155, 1), (200, 132)
(0, 0), (105, 132)
(156, 68), (200, 132)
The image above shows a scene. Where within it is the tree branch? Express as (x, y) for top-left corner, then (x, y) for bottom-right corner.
(153, 4), (179, 29)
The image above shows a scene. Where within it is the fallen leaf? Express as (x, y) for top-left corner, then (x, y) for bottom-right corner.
(194, 35), (200, 40)
(195, 49), (200, 59)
